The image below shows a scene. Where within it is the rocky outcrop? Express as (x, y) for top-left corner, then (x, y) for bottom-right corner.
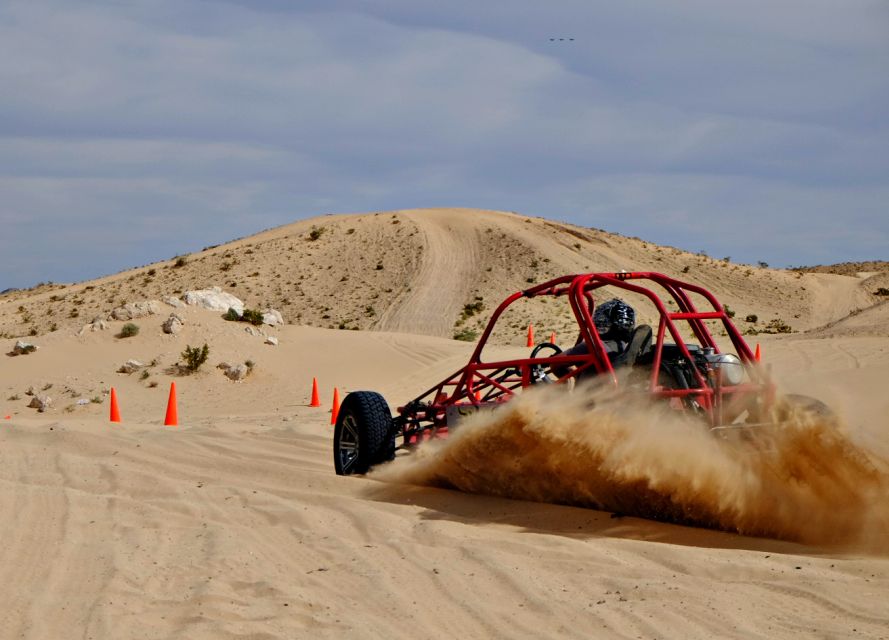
(163, 296), (186, 308)
(217, 362), (249, 381)
(262, 309), (285, 326)
(117, 359), (145, 374)
(111, 300), (161, 321)
(265, 336), (279, 346)
(28, 395), (52, 412)
(184, 287), (244, 315)
(11, 340), (37, 356)
(162, 313), (185, 335)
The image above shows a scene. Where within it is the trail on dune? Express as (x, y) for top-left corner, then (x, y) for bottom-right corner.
(375, 210), (482, 337)
(375, 384), (889, 549)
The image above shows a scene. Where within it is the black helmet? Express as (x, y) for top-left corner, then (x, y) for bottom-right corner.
(594, 298), (635, 341)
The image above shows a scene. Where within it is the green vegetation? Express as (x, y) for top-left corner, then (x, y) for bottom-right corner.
(241, 308), (264, 325)
(181, 343), (210, 372)
(119, 323), (140, 338)
(222, 307), (264, 325)
(453, 327), (478, 342)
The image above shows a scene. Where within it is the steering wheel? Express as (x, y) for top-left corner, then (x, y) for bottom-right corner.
(529, 342), (563, 384)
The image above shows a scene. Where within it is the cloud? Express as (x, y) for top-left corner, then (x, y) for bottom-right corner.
(0, 0), (886, 287)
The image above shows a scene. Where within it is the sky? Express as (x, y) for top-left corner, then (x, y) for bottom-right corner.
(1, 0), (887, 289)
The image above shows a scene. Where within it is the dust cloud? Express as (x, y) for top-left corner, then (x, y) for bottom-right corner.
(375, 384), (889, 549)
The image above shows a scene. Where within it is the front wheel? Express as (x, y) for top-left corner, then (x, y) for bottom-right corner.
(333, 391), (396, 475)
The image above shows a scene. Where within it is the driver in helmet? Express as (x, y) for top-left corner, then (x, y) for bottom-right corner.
(553, 298), (646, 377)
(593, 298), (636, 356)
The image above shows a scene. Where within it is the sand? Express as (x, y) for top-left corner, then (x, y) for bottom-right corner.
(1, 208), (887, 639)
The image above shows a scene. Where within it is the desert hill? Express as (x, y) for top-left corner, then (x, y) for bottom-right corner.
(0, 208), (883, 343)
(1, 208), (888, 638)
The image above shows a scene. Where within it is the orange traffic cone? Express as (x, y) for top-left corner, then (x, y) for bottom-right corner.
(310, 377), (321, 407)
(330, 388), (340, 425)
(549, 331), (556, 344)
(164, 381), (178, 427)
(109, 387), (121, 423)
(526, 323), (535, 347)
(754, 343), (761, 363)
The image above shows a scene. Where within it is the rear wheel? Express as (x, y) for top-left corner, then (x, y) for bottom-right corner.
(333, 391), (395, 475)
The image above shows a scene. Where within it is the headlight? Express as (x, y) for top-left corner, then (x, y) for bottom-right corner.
(707, 353), (744, 386)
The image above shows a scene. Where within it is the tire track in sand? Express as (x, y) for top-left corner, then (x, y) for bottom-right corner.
(375, 209), (482, 338)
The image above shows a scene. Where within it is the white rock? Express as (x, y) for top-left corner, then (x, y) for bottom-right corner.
(162, 314), (184, 334)
(217, 361), (249, 381)
(78, 317), (109, 336)
(265, 336), (279, 346)
(244, 326), (262, 337)
(262, 309), (285, 326)
(28, 395), (52, 412)
(12, 340), (38, 355)
(111, 300), (162, 321)
(183, 287), (244, 315)
(118, 359), (145, 374)
(163, 296), (186, 308)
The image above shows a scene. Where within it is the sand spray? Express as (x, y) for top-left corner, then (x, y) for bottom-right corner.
(375, 382), (889, 549)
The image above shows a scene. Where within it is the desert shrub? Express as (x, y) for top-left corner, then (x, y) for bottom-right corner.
(723, 304), (736, 318)
(308, 226), (325, 241)
(757, 261), (769, 269)
(765, 318), (792, 334)
(681, 266), (690, 274)
(181, 343), (209, 372)
(173, 256), (187, 268)
(454, 327), (478, 342)
(222, 307), (241, 321)
(119, 323), (140, 338)
(241, 308), (264, 325)
(875, 287), (889, 296)
(745, 314), (758, 323)
(461, 300), (484, 319)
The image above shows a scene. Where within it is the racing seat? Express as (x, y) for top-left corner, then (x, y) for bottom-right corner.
(611, 324), (652, 368)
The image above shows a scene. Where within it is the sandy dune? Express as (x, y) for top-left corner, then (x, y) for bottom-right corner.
(1, 208), (888, 639)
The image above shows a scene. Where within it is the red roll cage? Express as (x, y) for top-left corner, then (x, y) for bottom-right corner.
(395, 272), (772, 438)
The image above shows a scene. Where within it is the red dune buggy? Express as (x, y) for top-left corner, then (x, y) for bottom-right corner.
(334, 272), (815, 475)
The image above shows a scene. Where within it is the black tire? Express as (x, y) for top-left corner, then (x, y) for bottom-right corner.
(333, 391), (395, 476)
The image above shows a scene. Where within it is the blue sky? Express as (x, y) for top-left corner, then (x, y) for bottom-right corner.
(1, 0), (887, 288)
